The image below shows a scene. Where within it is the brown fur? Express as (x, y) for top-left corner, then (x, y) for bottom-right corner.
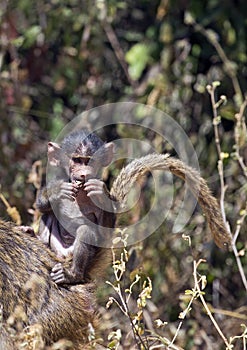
(111, 154), (232, 249)
(0, 220), (98, 349)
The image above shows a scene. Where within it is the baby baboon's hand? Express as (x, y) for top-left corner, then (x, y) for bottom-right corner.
(84, 179), (111, 209)
(60, 182), (79, 200)
(49, 181), (79, 202)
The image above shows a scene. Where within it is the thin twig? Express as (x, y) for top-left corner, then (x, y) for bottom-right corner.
(108, 245), (149, 349)
(207, 84), (227, 223)
(234, 98), (247, 177)
(232, 205), (247, 291)
(188, 17), (243, 104)
(208, 84), (247, 291)
(102, 20), (137, 89)
(193, 260), (232, 349)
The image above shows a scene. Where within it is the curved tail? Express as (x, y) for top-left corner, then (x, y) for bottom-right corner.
(110, 153), (231, 249)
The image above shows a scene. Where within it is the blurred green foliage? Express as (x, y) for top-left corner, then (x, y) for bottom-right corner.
(0, 0), (246, 348)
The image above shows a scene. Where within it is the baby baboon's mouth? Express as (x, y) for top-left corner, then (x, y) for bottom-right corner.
(73, 179), (85, 187)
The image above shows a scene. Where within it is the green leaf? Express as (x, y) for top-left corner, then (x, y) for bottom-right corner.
(125, 43), (151, 80)
(11, 36), (25, 48)
(23, 25), (42, 48)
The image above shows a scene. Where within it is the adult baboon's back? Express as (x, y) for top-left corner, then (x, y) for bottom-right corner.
(0, 220), (97, 349)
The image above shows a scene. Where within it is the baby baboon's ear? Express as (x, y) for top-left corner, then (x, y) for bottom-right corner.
(101, 142), (115, 167)
(47, 142), (61, 167)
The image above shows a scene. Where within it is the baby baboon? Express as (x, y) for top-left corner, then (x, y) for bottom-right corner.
(36, 130), (115, 285)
